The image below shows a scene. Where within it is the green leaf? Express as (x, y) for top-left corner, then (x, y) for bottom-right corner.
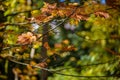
(5, 60), (8, 74)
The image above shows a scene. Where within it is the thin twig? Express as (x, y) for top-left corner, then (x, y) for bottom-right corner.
(5, 7), (41, 17)
(105, 47), (120, 55)
(37, 6), (79, 40)
(9, 58), (120, 78)
(4, 22), (35, 26)
(9, 59), (52, 72)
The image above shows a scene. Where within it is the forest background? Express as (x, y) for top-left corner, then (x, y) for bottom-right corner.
(0, 0), (120, 80)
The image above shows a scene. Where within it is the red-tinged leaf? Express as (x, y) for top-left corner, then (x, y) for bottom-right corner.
(62, 45), (77, 52)
(94, 11), (110, 18)
(44, 42), (50, 50)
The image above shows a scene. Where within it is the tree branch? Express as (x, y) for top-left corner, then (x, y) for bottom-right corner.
(105, 47), (119, 55)
(5, 7), (41, 17)
(8, 58), (120, 78)
(53, 71), (120, 78)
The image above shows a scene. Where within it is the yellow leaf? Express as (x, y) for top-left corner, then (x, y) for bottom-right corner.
(33, 41), (42, 49)
(27, 65), (33, 70)
(30, 61), (37, 66)
(47, 49), (55, 56)
(62, 39), (69, 45)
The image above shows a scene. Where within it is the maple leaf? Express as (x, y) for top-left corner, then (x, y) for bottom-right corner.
(17, 32), (36, 45)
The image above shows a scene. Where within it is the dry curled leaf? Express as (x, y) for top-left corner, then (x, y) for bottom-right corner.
(17, 32), (36, 45)
(12, 68), (22, 74)
(41, 2), (57, 14)
(94, 11), (110, 18)
(37, 62), (47, 68)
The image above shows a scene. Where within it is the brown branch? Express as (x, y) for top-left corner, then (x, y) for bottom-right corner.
(8, 58), (72, 72)
(110, 35), (120, 39)
(105, 47), (119, 55)
(9, 59), (52, 71)
(40, 22), (49, 80)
